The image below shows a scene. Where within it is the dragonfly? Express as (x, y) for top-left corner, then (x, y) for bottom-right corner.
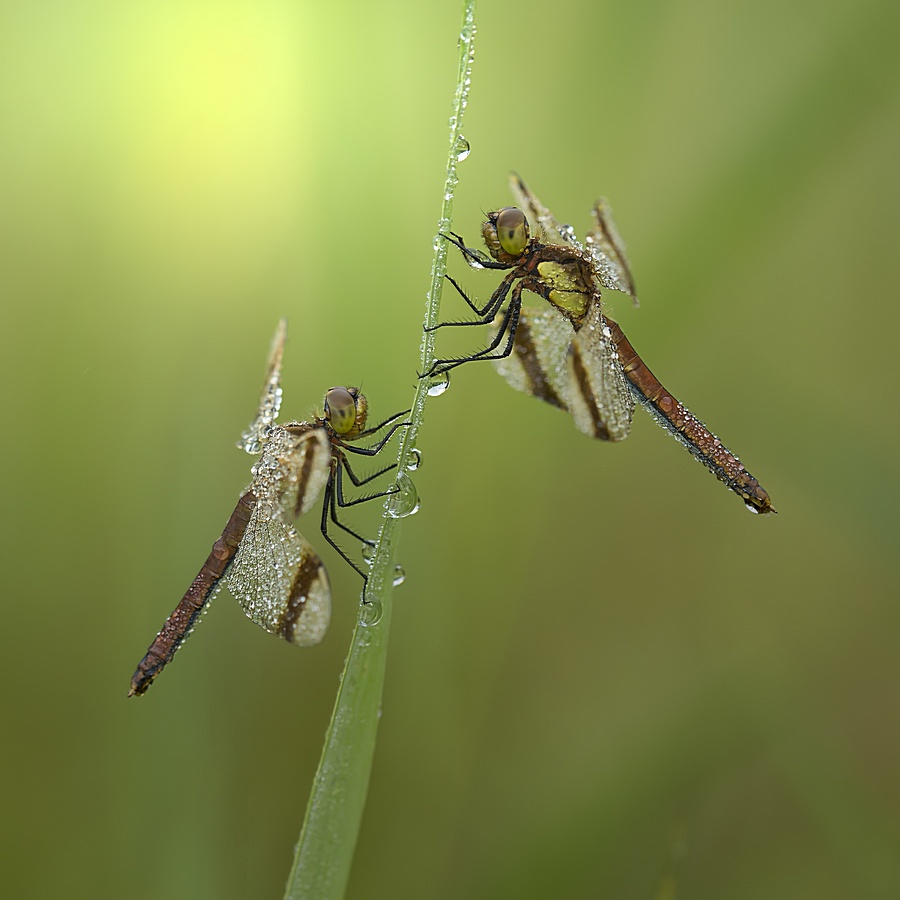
(129, 320), (408, 697)
(429, 174), (775, 515)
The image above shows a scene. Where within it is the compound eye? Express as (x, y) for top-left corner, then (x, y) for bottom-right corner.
(324, 387), (357, 435)
(495, 207), (529, 256)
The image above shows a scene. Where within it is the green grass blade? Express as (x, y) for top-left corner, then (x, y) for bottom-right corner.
(282, 3), (477, 897)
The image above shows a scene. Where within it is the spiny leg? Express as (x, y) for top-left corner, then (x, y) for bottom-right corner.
(322, 452), (402, 555)
(338, 416), (407, 499)
(427, 226), (515, 332)
(324, 420), (409, 552)
(442, 230), (509, 270)
(425, 273), (512, 332)
(340, 451), (397, 489)
(337, 454), (400, 505)
(348, 419), (410, 453)
(319, 471), (369, 581)
(426, 280), (525, 377)
(320, 455), (406, 580)
(355, 409), (410, 441)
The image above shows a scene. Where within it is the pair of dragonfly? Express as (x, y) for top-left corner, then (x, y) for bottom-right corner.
(129, 176), (774, 696)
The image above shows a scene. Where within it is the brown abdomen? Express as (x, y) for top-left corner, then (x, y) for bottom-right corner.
(128, 490), (258, 696)
(607, 319), (775, 515)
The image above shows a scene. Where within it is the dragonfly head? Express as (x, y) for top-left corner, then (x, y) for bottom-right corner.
(483, 207), (530, 263)
(324, 386), (368, 439)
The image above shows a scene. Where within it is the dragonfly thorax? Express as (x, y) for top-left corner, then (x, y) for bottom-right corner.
(535, 258), (593, 324)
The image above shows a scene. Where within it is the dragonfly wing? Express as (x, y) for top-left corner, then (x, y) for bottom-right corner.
(509, 173), (580, 248)
(586, 199), (638, 304)
(239, 318), (288, 454)
(565, 301), (635, 442)
(227, 424), (332, 646)
(492, 306), (574, 412)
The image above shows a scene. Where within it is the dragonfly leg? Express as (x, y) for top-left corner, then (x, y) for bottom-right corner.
(317, 458), (399, 562)
(344, 419), (410, 456)
(442, 231), (509, 270)
(340, 451), (397, 489)
(320, 473), (369, 580)
(321, 421), (408, 560)
(353, 409), (412, 446)
(425, 280), (524, 378)
(424, 274), (511, 332)
(334, 455), (399, 508)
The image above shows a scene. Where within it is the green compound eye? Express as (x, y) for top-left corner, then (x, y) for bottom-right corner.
(495, 207), (529, 256)
(324, 387), (358, 435)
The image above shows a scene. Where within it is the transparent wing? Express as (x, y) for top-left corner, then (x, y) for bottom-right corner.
(491, 301), (634, 441)
(585, 199), (638, 305)
(227, 424), (332, 646)
(239, 318), (287, 454)
(565, 301), (635, 442)
(492, 306), (575, 412)
(509, 173), (580, 248)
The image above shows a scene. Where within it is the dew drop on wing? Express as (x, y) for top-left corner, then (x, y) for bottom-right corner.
(385, 471), (420, 519)
(392, 565), (406, 587)
(362, 543), (376, 565)
(558, 223), (576, 243)
(359, 598), (383, 627)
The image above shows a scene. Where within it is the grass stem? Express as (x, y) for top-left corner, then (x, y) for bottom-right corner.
(282, 3), (476, 897)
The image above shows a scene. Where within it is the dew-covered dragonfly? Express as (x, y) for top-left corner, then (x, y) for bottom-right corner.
(129, 320), (408, 696)
(429, 174), (774, 515)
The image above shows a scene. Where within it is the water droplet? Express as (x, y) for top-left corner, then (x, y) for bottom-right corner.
(385, 471), (420, 519)
(361, 543), (376, 565)
(406, 448), (423, 471)
(392, 565), (406, 587)
(426, 371), (450, 396)
(558, 223), (576, 243)
(359, 599), (383, 627)
(454, 135), (470, 162)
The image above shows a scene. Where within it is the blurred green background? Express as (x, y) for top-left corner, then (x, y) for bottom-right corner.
(2, 0), (898, 897)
